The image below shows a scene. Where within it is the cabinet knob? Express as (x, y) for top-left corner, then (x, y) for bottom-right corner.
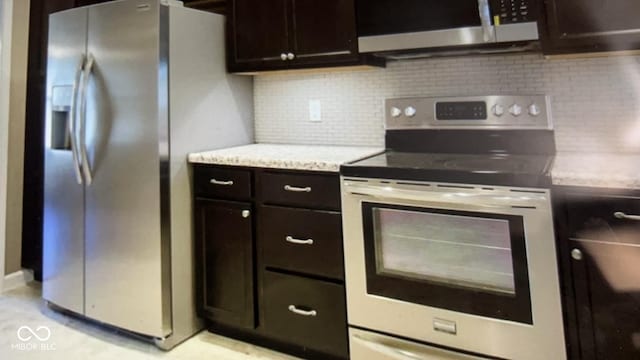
(241, 210), (250, 218)
(287, 52), (295, 60)
(571, 248), (583, 261)
(280, 53), (287, 61)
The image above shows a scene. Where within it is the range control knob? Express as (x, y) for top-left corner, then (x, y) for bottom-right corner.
(390, 107), (402, 118)
(404, 106), (417, 117)
(492, 104), (505, 117)
(528, 103), (541, 116)
(509, 104), (523, 117)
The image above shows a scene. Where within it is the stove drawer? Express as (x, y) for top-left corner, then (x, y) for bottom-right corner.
(260, 206), (344, 280)
(258, 171), (340, 210)
(350, 328), (490, 360)
(194, 166), (252, 200)
(262, 271), (348, 358)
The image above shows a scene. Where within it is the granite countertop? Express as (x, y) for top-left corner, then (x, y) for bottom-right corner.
(188, 144), (383, 172)
(552, 152), (640, 190)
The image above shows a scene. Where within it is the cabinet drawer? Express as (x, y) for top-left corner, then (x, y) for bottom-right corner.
(262, 271), (348, 358)
(194, 166), (252, 200)
(566, 193), (640, 245)
(259, 171), (340, 210)
(260, 206), (344, 280)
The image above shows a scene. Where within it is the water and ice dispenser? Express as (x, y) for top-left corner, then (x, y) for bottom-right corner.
(49, 85), (74, 150)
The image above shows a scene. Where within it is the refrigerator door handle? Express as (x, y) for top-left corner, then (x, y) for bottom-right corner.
(79, 53), (95, 185)
(68, 55), (85, 185)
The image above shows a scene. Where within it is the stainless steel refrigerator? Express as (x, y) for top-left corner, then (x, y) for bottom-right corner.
(42, 0), (253, 349)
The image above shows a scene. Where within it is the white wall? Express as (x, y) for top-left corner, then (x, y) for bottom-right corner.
(255, 53), (640, 154)
(4, 0), (27, 277)
(0, 0), (6, 292)
(0, 0), (29, 289)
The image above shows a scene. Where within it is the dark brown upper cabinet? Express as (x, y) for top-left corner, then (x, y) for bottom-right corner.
(229, 0), (291, 71)
(182, 0), (227, 14)
(542, 0), (640, 55)
(227, 0), (378, 72)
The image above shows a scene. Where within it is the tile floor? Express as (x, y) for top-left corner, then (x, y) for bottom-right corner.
(0, 283), (299, 360)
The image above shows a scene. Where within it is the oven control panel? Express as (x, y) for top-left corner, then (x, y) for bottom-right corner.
(435, 102), (487, 120)
(385, 95), (551, 130)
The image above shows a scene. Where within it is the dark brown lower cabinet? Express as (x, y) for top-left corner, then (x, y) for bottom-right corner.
(195, 198), (255, 329)
(193, 165), (348, 359)
(570, 239), (640, 360)
(557, 187), (640, 360)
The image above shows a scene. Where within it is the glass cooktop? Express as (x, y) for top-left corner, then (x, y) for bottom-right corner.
(341, 152), (555, 188)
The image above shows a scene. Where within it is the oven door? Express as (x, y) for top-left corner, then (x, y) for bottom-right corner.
(341, 178), (566, 360)
(362, 199), (532, 324)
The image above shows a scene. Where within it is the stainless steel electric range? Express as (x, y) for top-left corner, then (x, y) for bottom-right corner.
(340, 95), (566, 360)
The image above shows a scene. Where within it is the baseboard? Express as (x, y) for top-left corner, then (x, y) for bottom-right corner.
(3, 269), (34, 292)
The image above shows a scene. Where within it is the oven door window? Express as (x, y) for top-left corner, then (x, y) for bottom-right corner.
(362, 202), (532, 324)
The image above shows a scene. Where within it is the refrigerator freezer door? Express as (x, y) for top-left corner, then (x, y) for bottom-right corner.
(43, 8), (88, 315)
(83, 0), (171, 337)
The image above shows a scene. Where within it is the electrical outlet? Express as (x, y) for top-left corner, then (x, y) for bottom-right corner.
(309, 100), (322, 122)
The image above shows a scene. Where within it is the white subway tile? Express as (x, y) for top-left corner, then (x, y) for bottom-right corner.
(254, 53), (640, 153)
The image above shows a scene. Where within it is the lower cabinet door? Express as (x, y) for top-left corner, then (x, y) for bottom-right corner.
(195, 199), (255, 329)
(262, 271), (348, 358)
(570, 238), (640, 359)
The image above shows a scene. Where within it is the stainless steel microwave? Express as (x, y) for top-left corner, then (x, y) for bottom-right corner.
(357, 0), (540, 54)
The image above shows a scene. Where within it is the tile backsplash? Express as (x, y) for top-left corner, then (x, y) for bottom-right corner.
(254, 53), (640, 153)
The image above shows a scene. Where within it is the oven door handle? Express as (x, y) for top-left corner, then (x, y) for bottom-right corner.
(343, 183), (546, 210)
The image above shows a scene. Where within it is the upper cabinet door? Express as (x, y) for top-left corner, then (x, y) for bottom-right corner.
(227, 0), (290, 71)
(289, 0), (358, 65)
(227, 0), (379, 72)
(543, 0), (640, 54)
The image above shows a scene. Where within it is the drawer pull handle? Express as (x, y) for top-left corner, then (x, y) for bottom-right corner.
(210, 179), (234, 186)
(288, 305), (317, 317)
(284, 185), (311, 193)
(614, 212), (640, 221)
(285, 236), (314, 245)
